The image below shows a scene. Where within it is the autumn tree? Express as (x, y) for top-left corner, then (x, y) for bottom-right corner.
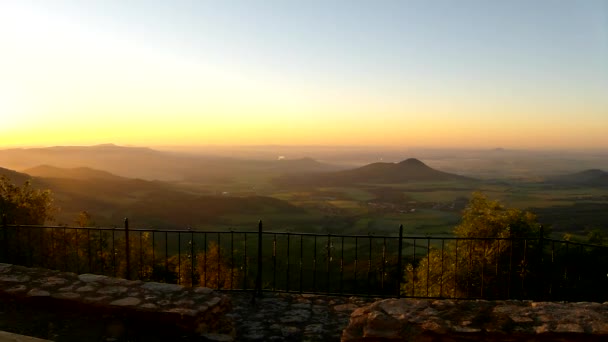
(0, 176), (53, 225)
(165, 241), (240, 288)
(404, 192), (542, 299)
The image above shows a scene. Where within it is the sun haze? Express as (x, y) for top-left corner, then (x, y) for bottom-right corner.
(1, 1), (606, 149)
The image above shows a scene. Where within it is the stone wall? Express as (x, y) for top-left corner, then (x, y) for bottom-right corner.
(3, 263), (608, 342)
(342, 298), (608, 341)
(0, 263), (233, 341)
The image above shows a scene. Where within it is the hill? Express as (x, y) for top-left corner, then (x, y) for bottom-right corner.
(23, 172), (303, 228)
(0, 167), (31, 184)
(276, 158), (473, 187)
(23, 165), (126, 181)
(547, 169), (608, 186)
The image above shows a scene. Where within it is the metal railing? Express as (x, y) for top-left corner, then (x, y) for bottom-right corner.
(1, 217), (607, 302)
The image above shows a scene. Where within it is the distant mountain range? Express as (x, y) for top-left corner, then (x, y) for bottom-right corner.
(275, 158), (474, 187)
(0, 144), (341, 182)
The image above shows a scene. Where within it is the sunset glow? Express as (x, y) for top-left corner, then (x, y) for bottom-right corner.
(1, 1), (607, 149)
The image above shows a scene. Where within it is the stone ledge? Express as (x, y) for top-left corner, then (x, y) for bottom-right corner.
(0, 263), (234, 340)
(342, 298), (608, 341)
(0, 330), (51, 342)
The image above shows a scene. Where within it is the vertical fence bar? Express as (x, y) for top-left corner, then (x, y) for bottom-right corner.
(537, 226), (545, 300)
(508, 239), (513, 299)
(326, 234), (331, 293)
(426, 237), (430, 297)
(480, 239), (487, 298)
(230, 231), (234, 290)
(521, 239), (528, 297)
(454, 239), (458, 298)
(178, 232), (182, 285)
(97, 229), (102, 274)
(15, 225), (20, 266)
(397, 225), (403, 298)
(165, 231), (169, 282)
(243, 233), (248, 290)
(381, 237), (386, 292)
(412, 239), (416, 296)
(2, 215), (7, 263)
(354, 237), (358, 289)
(367, 235), (372, 296)
(299, 234), (303, 293)
(112, 228), (116, 277)
(191, 231), (196, 287)
(87, 229), (92, 273)
(313, 235), (317, 292)
(124, 218), (130, 280)
(254, 220), (263, 298)
(549, 240), (555, 299)
(217, 233), (221, 288)
(63, 227), (67, 271)
(139, 231), (143, 279)
(152, 232), (155, 278)
(340, 236), (345, 295)
(27, 227), (32, 267)
(286, 233), (290, 292)
(272, 233), (277, 291)
(440, 239), (445, 298)
(203, 233), (208, 287)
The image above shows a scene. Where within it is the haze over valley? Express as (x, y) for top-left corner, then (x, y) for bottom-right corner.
(1, 144), (607, 241)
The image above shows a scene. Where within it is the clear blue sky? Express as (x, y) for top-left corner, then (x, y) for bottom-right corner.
(1, 0), (607, 148)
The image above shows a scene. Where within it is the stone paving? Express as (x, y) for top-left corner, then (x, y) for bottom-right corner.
(227, 292), (376, 341)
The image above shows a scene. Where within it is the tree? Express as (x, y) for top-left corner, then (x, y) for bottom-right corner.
(0, 176), (54, 225)
(404, 192), (542, 298)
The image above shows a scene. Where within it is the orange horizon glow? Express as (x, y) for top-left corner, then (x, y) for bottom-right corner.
(1, 2), (607, 150)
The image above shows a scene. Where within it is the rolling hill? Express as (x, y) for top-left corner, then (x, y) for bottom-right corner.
(1, 165), (305, 229)
(275, 158), (474, 187)
(547, 169), (608, 186)
(0, 167), (31, 184)
(24, 165), (127, 181)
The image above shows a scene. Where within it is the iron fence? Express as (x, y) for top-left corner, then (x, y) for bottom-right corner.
(1, 218), (607, 302)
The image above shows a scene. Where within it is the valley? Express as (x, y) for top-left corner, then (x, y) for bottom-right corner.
(1, 145), (607, 242)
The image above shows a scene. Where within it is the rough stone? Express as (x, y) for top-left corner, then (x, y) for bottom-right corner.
(76, 285), (96, 292)
(97, 286), (128, 295)
(52, 292), (81, 300)
(0, 275), (30, 282)
(26, 289), (50, 297)
(140, 282), (183, 292)
(78, 274), (107, 283)
(139, 303), (158, 309)
(109, 297), (141, 306)
(40, 277), (68, 287)
(342, 299), (608, 341)
(5, 285), (27, 293)
(194, 287), (214, 294)
(200, 333), (234, 341)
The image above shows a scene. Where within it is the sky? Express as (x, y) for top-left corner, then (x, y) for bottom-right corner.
(1, 0), (607, 149)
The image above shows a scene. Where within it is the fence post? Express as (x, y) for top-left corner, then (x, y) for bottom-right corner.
(537, 225), (544, 300)
(397, 224), (403, 298)
(253, 220), (263, 300)
(2, 215), (7, 263)
(124, 218), (130, 280)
